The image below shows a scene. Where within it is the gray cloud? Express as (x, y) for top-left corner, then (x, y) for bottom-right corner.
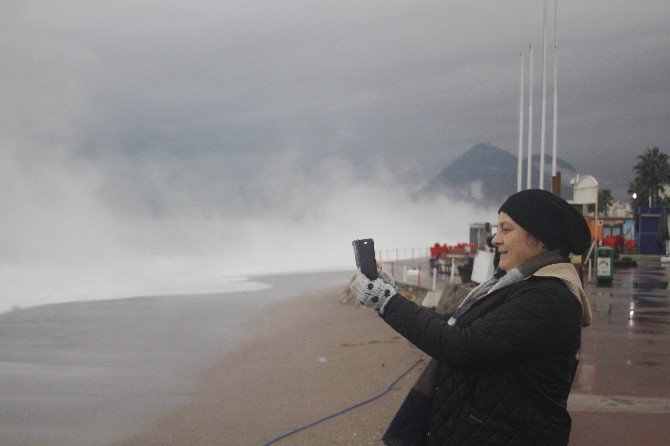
(1, 0), (669, 308)
(5, 2), (668, 191)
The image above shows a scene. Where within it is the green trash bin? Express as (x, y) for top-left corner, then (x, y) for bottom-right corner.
(596, 247), (614, 281)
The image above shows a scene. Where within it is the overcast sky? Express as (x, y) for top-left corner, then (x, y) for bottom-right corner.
(1, 1), (669, 308)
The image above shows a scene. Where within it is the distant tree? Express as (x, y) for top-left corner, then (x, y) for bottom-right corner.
(598, 189), (614, 215)
(629, 147), (670, 208)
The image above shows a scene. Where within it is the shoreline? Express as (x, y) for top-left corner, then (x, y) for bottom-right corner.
(116, 283), (425, 445)
(0, 268), (354, 316)
(0, 270), (354, 446)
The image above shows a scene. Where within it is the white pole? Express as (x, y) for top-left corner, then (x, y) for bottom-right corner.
(551, 0), (558, 177)
(539, 0), (548, 190)
(517, 52), (525, 192)
(593, 186), (600, 246)
(526, 44), (534, 189)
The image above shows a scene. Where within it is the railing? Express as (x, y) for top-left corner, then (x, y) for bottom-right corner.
(377, 247), (430, 263)
(381, 261), (427, 289)
(584, 239), (597, 283)
(381, 256), (471, 291)
(377, 245), (479, 263)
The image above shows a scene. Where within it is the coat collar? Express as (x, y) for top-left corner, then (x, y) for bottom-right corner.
(533, 263), (592, 327)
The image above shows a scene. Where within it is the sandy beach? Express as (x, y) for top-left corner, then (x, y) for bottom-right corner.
(116, 283), (425, 446)
(0, 271), (360, 446)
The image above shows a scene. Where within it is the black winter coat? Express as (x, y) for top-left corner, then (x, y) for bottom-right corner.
(382, 275), (583, 445)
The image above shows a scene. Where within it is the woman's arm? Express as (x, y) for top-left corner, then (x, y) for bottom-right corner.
(381, 283), (581, 368)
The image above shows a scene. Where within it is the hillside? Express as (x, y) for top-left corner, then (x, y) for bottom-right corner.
(421, 143), (576, 206)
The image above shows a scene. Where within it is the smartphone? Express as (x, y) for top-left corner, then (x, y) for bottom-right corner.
(352, 238), (378, 280)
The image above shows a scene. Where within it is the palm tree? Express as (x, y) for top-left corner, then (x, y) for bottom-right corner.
(598, 189), (614, 216)
(631, 147), (670, 207)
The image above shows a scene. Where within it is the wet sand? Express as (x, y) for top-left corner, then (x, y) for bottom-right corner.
(0, 271), (354, 446)
(116, 284), (425, 446)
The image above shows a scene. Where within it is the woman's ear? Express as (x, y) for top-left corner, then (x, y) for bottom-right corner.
(526, 235), (546, 253)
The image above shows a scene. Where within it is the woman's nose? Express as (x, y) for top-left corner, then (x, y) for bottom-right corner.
(491, 233), (501, 246)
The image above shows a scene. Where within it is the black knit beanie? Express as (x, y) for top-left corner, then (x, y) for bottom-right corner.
(498, 189), (592, 255)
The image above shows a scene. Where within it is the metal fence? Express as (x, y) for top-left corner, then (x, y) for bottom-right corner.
(380, 254), (474, 291)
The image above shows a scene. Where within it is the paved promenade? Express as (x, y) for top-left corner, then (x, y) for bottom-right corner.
(570, 256), (670, 445)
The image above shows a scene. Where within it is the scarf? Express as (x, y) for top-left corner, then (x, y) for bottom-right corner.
(447, 249), (569, 326)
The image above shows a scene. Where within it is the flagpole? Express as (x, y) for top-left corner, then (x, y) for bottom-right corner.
(517, 51), (525, 192)
(551, 0), (558, 180)
(526, 44), (534, 189)
(539, 0), (548, 190)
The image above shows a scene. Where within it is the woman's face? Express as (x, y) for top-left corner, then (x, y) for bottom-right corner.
(491, 212), (544, 271)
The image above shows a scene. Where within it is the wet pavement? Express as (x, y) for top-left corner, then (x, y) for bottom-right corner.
(570, 256), (670, 445)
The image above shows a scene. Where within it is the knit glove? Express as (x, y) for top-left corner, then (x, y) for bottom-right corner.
(350, 271), (397, 314)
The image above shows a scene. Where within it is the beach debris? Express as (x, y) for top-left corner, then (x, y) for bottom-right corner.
(318, 356), (327, 363)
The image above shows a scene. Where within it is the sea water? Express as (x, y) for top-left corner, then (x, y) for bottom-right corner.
(0, 269), (351, 445)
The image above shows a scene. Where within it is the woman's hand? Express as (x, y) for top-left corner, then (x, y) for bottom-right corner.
(350, 267), (397, 314)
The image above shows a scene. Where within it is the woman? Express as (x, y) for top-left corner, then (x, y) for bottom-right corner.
(351, 189), (592, 445)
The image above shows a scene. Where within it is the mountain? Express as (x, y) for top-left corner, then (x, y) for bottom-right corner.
(421, 143), (577, 207)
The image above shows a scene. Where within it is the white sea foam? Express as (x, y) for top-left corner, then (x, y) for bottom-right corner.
(0, 261), (272, 313)
(1, 146), (495, 314)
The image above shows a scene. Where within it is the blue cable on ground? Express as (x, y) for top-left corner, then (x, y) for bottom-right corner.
(259, 358), (424, 446)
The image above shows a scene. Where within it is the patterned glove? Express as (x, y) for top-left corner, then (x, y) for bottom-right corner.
(350, 271), (397, 314)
